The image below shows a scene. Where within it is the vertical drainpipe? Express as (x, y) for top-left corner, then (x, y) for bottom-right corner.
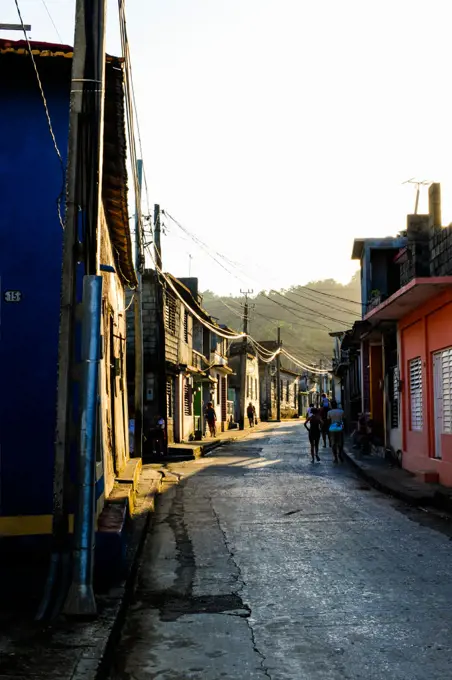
(64, 276), (103, 616)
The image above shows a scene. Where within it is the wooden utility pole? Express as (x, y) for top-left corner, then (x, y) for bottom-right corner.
(154, 204), (167, 452)
(276, 326), (281, 422)
(239, 290), (252, 429)
(133, 159), (144, 459)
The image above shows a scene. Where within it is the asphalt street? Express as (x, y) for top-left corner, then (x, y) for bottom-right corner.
(109, 421), (452, 680)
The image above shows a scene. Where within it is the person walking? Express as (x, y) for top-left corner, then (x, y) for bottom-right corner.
(319, 394), (331, 448)
(327, 400), (345, 463)
(205, 402), (217, 437)
(304, 407), (322, 463)
(247, 402), (255, 427)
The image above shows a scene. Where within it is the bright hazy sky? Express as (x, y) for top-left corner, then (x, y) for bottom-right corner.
(4, 0), (452, 294)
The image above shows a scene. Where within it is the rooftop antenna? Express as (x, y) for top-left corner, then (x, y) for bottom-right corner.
(402, 178), (432, 215)
(188, 253), (193, 277)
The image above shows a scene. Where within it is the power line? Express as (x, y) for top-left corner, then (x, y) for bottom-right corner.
(270, 289), (353, 326)
(286, 288), (361, 318)
(14, 0), (65, 228)
(301, 285), (364, 307)
(41, 0), (63, 43)
(262, 294), (334, 332)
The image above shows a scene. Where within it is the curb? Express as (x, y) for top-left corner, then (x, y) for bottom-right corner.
(71, 480), (168, 679)
(342, 448), (436, 508)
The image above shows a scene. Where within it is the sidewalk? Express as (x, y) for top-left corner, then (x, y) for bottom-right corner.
(0, 466), (172, 680)
(167, 420), (276, 459)
(0, 421), (277, 680)
(343, 442), (452, 513)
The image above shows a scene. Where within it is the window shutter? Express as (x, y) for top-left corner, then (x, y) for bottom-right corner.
(166, 379), (173, 418)
(409, 357), (423, 431)
(391, 366), (399, 428)
(441, 348), (452, 433)
(183, 310), (189, 344)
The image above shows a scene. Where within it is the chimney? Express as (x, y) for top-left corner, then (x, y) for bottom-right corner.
(429, 183), (441, 227)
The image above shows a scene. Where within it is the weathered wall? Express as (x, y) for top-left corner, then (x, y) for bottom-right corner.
(99, 207), (129, 498)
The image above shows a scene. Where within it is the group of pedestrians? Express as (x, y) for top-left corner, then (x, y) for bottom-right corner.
(304, 393), (345, 464)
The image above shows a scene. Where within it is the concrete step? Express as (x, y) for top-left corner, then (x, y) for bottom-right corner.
(115, 457), (142, 491)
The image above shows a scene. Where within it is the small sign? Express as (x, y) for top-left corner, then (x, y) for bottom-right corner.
(4, 290), (22, 303)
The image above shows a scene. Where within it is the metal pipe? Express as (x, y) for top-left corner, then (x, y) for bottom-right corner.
(64, 275), (103, 616)
(134, 159), (144, 458)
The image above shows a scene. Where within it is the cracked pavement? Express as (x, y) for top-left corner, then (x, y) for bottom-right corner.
(109, 421), (452, 679)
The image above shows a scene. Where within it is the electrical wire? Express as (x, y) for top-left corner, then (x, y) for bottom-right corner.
(14, 0), (65, 228)
(286, 288), (361, 318)
(301, 285), (364, 307)
(41, 0), (63, 43)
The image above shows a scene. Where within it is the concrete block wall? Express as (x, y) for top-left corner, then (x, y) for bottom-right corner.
(430, 223), (452, 277)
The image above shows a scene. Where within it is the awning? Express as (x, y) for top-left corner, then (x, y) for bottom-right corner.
(364, 277), (452, 324)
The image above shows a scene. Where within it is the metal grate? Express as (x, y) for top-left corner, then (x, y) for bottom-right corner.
(166, 379), (173, 418)
(183, 309), (189, 344)
(391, 366), (399, 428)
(183, 380), (191, 416)
(409, 357), (423, 431)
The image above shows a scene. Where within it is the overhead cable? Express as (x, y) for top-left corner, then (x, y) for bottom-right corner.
(14, 0), (65, 228)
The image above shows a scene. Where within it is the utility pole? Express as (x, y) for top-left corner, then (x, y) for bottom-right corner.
(154, 204), (167, 452)
(133, 159), (144, 459)
(63, 0), (107, 617)
(38, 0), (106, 622)
(276, 326), (281, 422)
(239, 289), (253, 429)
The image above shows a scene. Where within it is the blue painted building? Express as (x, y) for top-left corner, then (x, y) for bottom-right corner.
(0, 39), (136, 537)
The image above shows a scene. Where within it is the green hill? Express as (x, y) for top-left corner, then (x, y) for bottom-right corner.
(202, 274), (361, 364)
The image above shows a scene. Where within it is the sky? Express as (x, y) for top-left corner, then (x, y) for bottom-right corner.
(3, 0), (452, 295)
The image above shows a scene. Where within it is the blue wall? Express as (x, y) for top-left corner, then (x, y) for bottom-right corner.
(0, 57), (71, 516)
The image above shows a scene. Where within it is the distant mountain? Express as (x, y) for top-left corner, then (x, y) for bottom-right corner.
(202, 274), (361, 363)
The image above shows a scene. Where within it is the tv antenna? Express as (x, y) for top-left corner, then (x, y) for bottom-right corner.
(402, 178), (432, 214)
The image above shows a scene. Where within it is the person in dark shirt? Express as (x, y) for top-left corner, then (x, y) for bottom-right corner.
(304, 407), (323, 463)
(247, 402), (255, 427)
(205, 402), (217, 436)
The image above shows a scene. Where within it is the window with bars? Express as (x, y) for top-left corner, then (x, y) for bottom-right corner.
(246, 375), (250, 398)
(166, 379), (173, 418)
(183, 309), (189, 344)
(255, 378), (258, 401)
(434, 347), (452, 434)
(286, 381), (289, 402)
(164, 294), (177, 334)
(409, 357), (423, 431)
(391, 366), (399, 428)
(184, 379), (192, 416)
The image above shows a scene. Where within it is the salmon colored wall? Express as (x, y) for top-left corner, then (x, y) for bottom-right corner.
(400, 289), (452, 486)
